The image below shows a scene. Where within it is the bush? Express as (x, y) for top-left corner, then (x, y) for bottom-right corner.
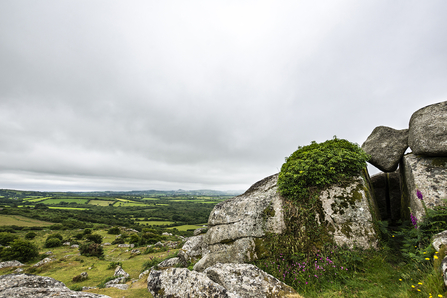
(44, 238), (62, 248)
(83, 228), (92, 235)
(85, 234), (102, 244)
(107, 261), (122, 270)
(129, 234), (140, 245)
(46, 233), (63, 241)
(69, 285), (83, 291)
(278, 136), (370, 202)
(24, 232), (37, 240)
(111, 237), (125, 245)
(0, 232), (19, 246)
(74, 233), (84, 240)
(79, 242), (104, 258)
(107, 227), (120, 235)
(1, 238), (39, 262)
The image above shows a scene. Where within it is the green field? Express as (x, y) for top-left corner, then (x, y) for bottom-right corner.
(141, 197), (159, 201)
(48, 206), (89, 210)
(113, 201), (146, 207)
(40, 198), (89, 205)
(89, 200), (115, 206)
(25, 197), (50, 202)
(0, 215), (53, 226)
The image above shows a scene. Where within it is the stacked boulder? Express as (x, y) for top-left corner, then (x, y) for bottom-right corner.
(362, 101), (447, 221)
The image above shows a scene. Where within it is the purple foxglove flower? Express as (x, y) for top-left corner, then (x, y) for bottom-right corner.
(417, 189), (423, 200)
(410, 213), (418, 229)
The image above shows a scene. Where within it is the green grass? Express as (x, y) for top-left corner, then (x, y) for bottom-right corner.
(0, 215), (54, 226)
(40, 198), (89, 205)
(48, 207), (89, 210)
(141, 198), (159, 201)
(23, 197), (49, 202)
(138, 221), (175, 226)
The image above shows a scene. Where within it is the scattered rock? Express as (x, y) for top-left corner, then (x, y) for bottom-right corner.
(204, 263), (297, 298)
(0, 261), (24, 269)
(147, 268), (231, 298)
(117, 244), (131, 248)
(409, 101), (447, 156)
(139, 270), (150, 280)
(71, 244), (79, 249)
(114, 266), (130, 279)
(105, 284), (128, 290)
(102, 243), (111, 246)
(62, 242), (70, 246)
(44, 251), (52, 255)
(362, 126), (409, 172)
(154, 242), (164, 247)
(130, 249), (141, 255)
(162, 232), (172, 236)
(32, 258), (54, 267)
(13, 268), (23, 274)
(0, 274), (110, 297)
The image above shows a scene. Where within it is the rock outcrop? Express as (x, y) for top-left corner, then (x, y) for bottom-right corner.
(178, 235), (204, 264)
(204, 263), (297, 298)
(147, 268), (232, 298)
(194, 174), (286, 271)
(400, 153), (447, 220)
(408, 101), (447, 156)
(0, 274), (110, 297)
(318, 173), (379, 249)
(362, 126), (409, 172)
(0, 261), (23, 269)
(147, 263), (299, 298)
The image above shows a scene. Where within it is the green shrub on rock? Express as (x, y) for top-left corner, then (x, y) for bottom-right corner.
(278, 136), (370, 202)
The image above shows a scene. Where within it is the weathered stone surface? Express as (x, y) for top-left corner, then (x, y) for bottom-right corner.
(204, 263), (297, 298)
(147, 268), (232, 298)
(157, 257), (186, 269)
(441, 256), (447, 286)
(409, 101), (447, 156)
(0, 261), (23, 269)
(0, 274), (110, 297)
(432, 230), (447, 251)
(32, 257), (54, 267)
(362, 126), (409, 172)
(370, 171), (401, 222)
(114, 266), (129, 278)
(195, 174), (285, 271)
(178, 235), (204, 264)
(194, 227), (208, 236)
(319, 174), (379, 249)
(400, 153), (447, 221)
(194, 238), (257, 272)
(105, 284), (128, 290)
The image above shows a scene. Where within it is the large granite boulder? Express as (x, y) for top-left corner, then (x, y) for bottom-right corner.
(204, 263), (298, 298)
(408, 101), (447, 156)
(319, 173), (379, 249)
(194, 171), (379, 272)
(147, 268), (232, 298)
(370, 171), (401, 222)
(362, 126), (408, 172)
(194, 174), (286, 271)
(147, 264), (301, 298)
(400, 153), (447, 221)
(0, 274), (110, 298)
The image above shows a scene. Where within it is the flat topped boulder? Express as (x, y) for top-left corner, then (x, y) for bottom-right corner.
(409, 101), (447, 156)
(0, 274), (110, 298)
(362, 126), (408, 172)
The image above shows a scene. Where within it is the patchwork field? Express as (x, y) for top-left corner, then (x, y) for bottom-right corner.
(40, 198), (89, 205)
(0, 215), (53, 226)
(88, 200), (115, 206)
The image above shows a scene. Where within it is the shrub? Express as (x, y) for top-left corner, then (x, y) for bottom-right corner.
(278, 136), (370, 202)
(107, 227), (120, 235)
(79, 242), (104, 258)
(111, 237), (125, 245)
(107, 261), (122, 270)
(0, 232), (19, 246)
(83, 228), (92, 235)
(24, 232), (37, 240)
(69, 285), (83, 291)
(129, 234), (140, 245)
(44, 238), (62, 248)
(1, 238), (39, 262)
(85, 234), (102, 244)
(46, 233), (63, 241)
(74, 233), (84, 240)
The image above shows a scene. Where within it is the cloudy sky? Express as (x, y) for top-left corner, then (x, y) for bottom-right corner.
(1, 1), (446, 192)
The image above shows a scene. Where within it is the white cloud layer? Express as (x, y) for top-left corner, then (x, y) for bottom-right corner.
(1, 1), (446, 191)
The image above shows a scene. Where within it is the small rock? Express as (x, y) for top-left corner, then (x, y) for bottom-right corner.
(0, 260), (24, 269)
(44, 251), (53, 255)
(105, 284), (128, 290)
(131, 249), (141, 255)
(103, 243), (111, 246)
(63, 242), (71, 246)
(33, 257), (54, 267)
(71, 244), (79, 248)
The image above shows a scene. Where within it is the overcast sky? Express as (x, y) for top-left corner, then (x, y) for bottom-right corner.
(1, 1), (446, 192)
